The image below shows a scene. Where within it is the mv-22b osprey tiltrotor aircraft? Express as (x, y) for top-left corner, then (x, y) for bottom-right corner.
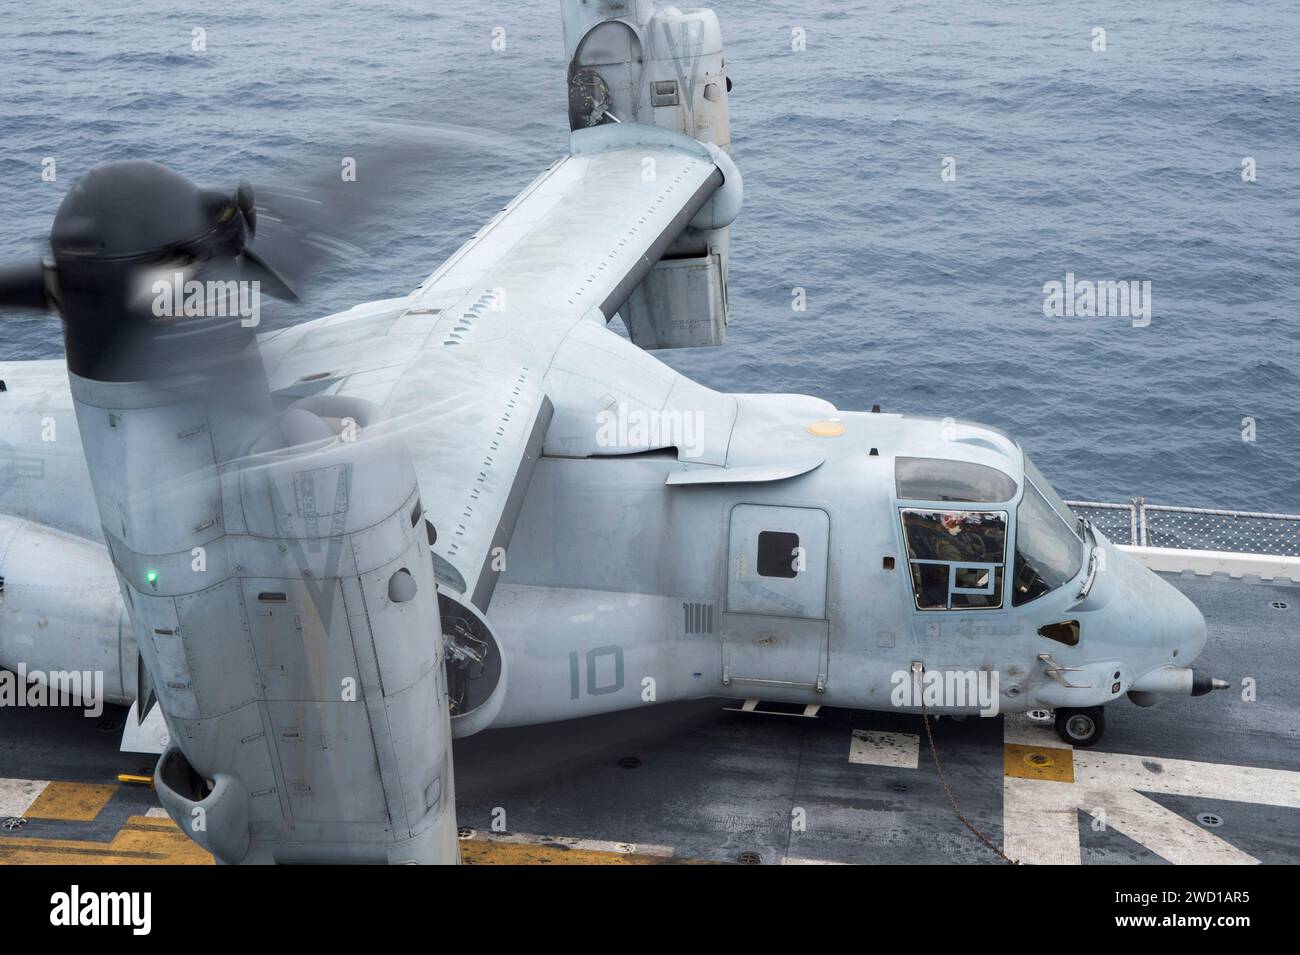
(0, 0), (1226, 864)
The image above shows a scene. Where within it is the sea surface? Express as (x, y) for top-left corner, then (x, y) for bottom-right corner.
(1, 0), (1297, 510)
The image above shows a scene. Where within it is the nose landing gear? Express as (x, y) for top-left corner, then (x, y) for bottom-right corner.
(1054, 706), (1105, 747)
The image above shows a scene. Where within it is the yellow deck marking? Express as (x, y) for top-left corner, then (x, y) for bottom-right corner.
(1004, 743), (1075, 783)
(4, 811), (696, 865)
(0, 816), (212, 865)
(461, 839), (704, 865)
(23, 782), (118, 821)
(461, 840), (675, 865)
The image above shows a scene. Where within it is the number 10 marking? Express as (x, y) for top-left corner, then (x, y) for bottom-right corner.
(569, 646), (624, 699)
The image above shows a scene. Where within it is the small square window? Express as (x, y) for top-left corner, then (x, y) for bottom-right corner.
(952, 567), (1004, 609)
(757, 531), (800, 578)
(953, 566), (993, 593)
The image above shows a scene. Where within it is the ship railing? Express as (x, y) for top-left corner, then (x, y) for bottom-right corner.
(1067, 499), (1300, 557)
(1065, 499), (1300, 585)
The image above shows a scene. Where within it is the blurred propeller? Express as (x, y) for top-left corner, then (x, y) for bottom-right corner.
(0, 261), (54, 311)
(0, 159), (297, 380)
(239, 120), (516, 299)
(0, 120), (513, 384)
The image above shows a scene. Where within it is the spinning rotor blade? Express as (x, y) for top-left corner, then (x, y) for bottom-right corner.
(241, 120), (516, 298)
(0, 261), (54, 311)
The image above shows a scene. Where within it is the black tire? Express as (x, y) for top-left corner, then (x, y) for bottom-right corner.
(1055, 706), (1105, 747)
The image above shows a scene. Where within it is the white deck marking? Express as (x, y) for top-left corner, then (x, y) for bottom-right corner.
(1004, 776), (1083, 864)
(1074, 750), (1300, 810)
(1003, 712), (1071, 749)
(467, 831), (676, 857)
(1081, 788), (1256, 865)
(849, 729), (920, 769)
(782, 856), (847, 865)
(1002, 720), (1300, 865)
(0, 778), (50, 818)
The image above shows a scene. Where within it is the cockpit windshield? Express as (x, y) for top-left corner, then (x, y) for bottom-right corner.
(1012, 459), (1084, 606)
(1023, 455), (1077, 530)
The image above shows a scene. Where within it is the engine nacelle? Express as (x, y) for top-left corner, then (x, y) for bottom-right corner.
(563, 0), (738, 349)
(0, 515), (132, 708)
(68, 333), (458, 864)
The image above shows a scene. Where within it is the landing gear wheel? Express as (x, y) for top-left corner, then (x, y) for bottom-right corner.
(1055, 706), (1105, 747)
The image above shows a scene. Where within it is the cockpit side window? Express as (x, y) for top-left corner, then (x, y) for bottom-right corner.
(1012, 480), (1084, 606)
(901, 509), (1007, 610)
(895, 457), (1018, 504)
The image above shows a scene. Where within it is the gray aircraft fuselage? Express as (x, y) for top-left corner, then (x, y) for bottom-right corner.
(487, 406), (1207, 728)
(0, 326), (1210, 734)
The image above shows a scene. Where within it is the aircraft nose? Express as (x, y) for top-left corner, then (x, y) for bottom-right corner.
(1164, 578), (1208, 664)
(1108, 545), (1207, 663)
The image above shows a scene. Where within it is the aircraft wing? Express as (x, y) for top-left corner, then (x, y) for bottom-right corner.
(407, 122), (734, 336)
(263, 123), (736, 612)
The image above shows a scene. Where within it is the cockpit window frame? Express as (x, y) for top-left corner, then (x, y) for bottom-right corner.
(890, 451), (1090, 615)
(898, 507), (1010, 612)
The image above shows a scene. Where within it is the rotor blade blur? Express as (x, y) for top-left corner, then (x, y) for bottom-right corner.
(97, 253), (267, 401)
(241, 246), (298, 301)
(0, 261), (53, 312)
(244, 121), (516, 297)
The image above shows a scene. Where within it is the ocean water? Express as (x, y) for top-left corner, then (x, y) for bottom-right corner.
(1, 0), (1296, 510)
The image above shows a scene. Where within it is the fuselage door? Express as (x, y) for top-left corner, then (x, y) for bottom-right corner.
(721, 504), (830, 693)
